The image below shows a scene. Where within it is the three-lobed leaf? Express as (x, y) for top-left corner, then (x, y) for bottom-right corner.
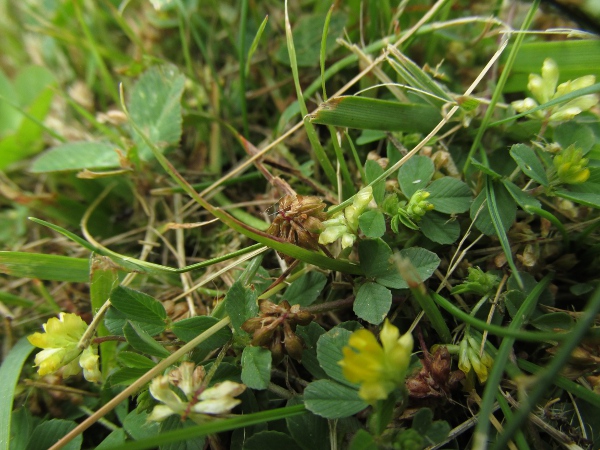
(427, 177), (472, 214)
(354, 282), (392, 325)
(398, 155), (435, 198)
(241, 346), (272, 390)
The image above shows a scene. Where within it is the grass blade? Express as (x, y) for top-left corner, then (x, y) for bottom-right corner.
(284, 0), (337, 188)
(0, 338), (34, 450)
(310, 96), (441, 133)
(0, 251), (89, 282)
(473, 274), (551, 449)
(485, 176), (523, 288)
(492, 281), (600, 450)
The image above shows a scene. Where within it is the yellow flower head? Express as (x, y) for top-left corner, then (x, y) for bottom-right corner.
(27, 313), (101, 383)
(339, 320), (413, 404)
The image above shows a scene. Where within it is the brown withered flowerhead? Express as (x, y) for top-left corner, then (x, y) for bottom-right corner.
(406, 346), (464, 399)
(266, 195), (327, 262)
(241, 300), (313, 364)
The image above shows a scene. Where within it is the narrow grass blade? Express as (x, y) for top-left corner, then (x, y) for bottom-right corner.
(29, 217), (268, 275)
(310, 96), (441, 134)
(517, 358), (600, 409)
(0, 338), (34, 450)
(485, 176), (523, 288)
(320, 5), (334, 100)
(0, 251), (89, 282)
(492, 282), (600, 450)
(284, 0), (337, 188)
(430, 292), (586, 342)
(473, 274), (551, 449)
(245, 15), (269, 77)
(106, 404), (306, 450)
(238, 0), (249, 136)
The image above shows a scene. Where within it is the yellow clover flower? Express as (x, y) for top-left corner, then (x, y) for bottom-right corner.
(339, 320), (413, 404)
(148, 362), (246, 423)
(27, 312), (101, 383)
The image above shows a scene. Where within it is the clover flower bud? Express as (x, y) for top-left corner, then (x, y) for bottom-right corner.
(553, 145), (590, 185)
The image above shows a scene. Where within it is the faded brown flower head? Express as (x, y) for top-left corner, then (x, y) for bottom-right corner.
(406, 346), (464, 399)
(266, 195), (327, 262)
(241, 300), (313, 364)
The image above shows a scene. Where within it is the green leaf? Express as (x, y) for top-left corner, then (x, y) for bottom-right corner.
(9, 408), (35, 450)
(116, 351), (155, 369)
(354, 282), (392, 325)
(296, 322), (328, 379)
(304, 380), (367, 419)
(316, 326), (356, 387)
(224, 281), (258, 334)
(128, 64), (185, 161)
(412, 408), (433, 434)
(123, 321), (171, 358)
(427, 177), (472, 214)
(349, 429), (377, 450)
(471, 183), (516, 236)
(398, 155), (435, 198)
(283, 272), (327, 307)
(95, 429), (127, 450)
(554, 122), (595, 155)
(25, 419), (81, 450)
(122, 409), (160, 441)
(420, 211), (460, 245)
(310, 96), (441, 134)
(110, 286), (167, 329)
(0, 251), (89, 282)
(556, 187), (600, 209)
(275, 12), (346, 67)
(393, 247), (441, 289)
(365, 159), (385, 205)
(358, 210), (386, 238)
(358, 238), (392, 279)
(285, 397), (329, 450)
(103, 307), (165, 337)
(241, 346), (272, 390)
(470, 158), (502, 179)
(30, 142), (121, 173)
(243, 430), (302, 450)
(171, 316), (232, 359)
(0, 338), (34, 450)
(529, 312), (574, 332)
(502, 179), (542, 211)
(106, 367), (148, 387)
(509, 144), (549, 186)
